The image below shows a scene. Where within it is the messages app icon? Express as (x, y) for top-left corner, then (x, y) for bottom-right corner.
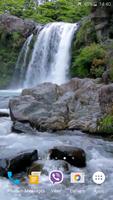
(29, 171), (41, 184)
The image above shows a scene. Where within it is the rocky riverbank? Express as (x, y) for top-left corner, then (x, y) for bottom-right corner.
(9, 78), (113, 135)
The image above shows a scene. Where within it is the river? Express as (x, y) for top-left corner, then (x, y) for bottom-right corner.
(0, 90), (113, 200)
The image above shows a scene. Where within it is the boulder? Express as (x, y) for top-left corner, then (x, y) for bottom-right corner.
(49, 146), (86, 168)
(9, 78), (105, 133)
(0, 150), (38, 176)
(0, 14), (37, 38)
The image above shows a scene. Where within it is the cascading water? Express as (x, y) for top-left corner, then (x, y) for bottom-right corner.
(11, 34), (33, 88)
(24, 22), (78, 87)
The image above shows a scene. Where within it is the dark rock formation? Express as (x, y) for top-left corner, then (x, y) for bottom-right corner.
(0, 150), (38, 176)
(0, 111), (9, 117)
(49, 146), (86, 168)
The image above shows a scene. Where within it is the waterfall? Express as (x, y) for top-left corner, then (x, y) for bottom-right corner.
(24, 22), (78, 87)
(11, 34), (33, 88)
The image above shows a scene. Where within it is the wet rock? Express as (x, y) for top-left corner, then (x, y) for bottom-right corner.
(0, 150), (38, 176)
(12, 121), (37, 134)
(9, 78), (105, 133)
(49, 146), (86, 168)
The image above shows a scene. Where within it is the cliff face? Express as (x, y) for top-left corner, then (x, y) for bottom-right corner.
(91, 0), (113, 41)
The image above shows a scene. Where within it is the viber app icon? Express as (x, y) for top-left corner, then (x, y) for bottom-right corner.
(7, 171), (20, 185)
(49, 170), (63, 184)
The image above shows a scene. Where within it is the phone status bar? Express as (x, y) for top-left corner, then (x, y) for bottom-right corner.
(77, 1), (112, 7)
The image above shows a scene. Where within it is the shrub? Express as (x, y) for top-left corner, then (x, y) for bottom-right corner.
(90, 58), (106, 78)
(97, 115), (113, 135)
(70, 43), (106, 78)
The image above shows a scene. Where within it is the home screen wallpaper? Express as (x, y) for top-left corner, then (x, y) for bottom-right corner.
(0, 1), (113, 200)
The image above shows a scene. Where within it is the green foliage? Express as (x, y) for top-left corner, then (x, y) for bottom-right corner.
(70, 43), (106, 78)
(0, 30), (25, 88)
(97, 115), (113, 135)
(75, 19), (97, 49)
(0, 0), (91, 23)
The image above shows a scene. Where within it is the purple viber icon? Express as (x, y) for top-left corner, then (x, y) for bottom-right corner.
(49, 170), (63, 184)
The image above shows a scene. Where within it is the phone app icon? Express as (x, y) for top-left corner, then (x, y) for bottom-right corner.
(29, 171), (41, 184)
(7, 171), (20, 185)
(49, 170), (63, 184)
(71, 172), (85, 183)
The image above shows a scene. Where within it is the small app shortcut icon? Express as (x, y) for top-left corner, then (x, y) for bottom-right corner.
(29, 171), (41, 184)
(7, 171), (20, 185)
(92, 171), (105, 185)
(49, 170), (63, 184)
(70, 172), (85, 183)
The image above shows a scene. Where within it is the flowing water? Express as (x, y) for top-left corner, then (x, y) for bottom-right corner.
(11, 34), (33, 88)
(0, 91), (113, 200)
(24, 22), (77, 87)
